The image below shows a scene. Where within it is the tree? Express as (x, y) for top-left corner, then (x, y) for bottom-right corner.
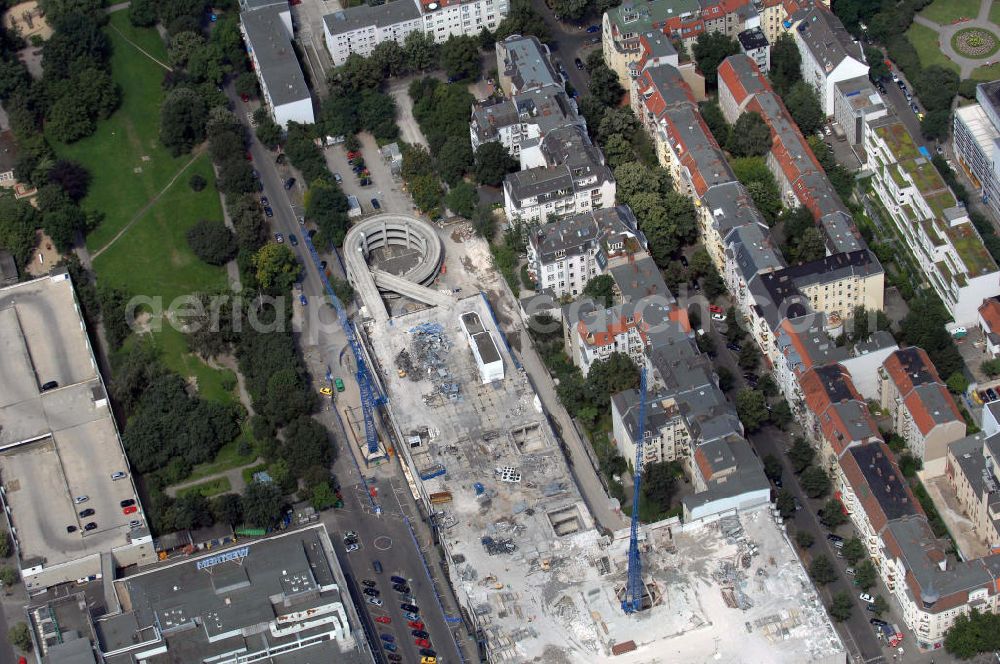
(160, 87), (207, 155)
(253, 243), (301, 292)
(372, 39), (407, 78)
(809, 554), (838, 585)
(588, 65), (625, 108)
(854, 560), (877, 591)
(841, 536), (865, 565)
(189, 173), (207, 191)
(235, 71), (258, 98)
(437, 135), (473, 185)
(715, 365), (733, 391)
(212, 493), (244, 525)
(794, 227), (827, 263)
(186, 220), (237, 265)
(819, 498), (848, 529)
(281, 415), (333, 477)
(583, 274), (615, 308)
(255, 116), (282, 150)
(982, 359), (1000, 378)
(944, 609), (1000, 658)
(494, 0), (550, 42)
(0, 566), (16, 588)
(735, 388), (768, 432)
(440, 35), (481, 81)
(727, 111), (772, 157)
(699, 100), (729, 144)
(603, 133), (634, 170)
(849, 305), (890, 342)
(795, 530), (815, 548)
(410, 174), (444, 213)
(763, 454), (783, 482)
(128, 0), (157, 26)
(769, 33), (801, 95)
(0, 194), (41, 266)
(738, 344), (758, 371)
(829, 591), (854, 622)
(775, 489), (796, 518)
(770, 400), (792, 429)
(642, 460), (677, 512)
(402, 30), (439, 72)
(305, 179), (350, 248)
(692, 32), (740, 89)
(241, 480), (284, 528)
(921, 108), (951, 141)
(358, 88), (398, 142)
(474, 142), (517, 186)
(46, 95), (94, 143)
(471, 203), (496, 239)
(866, 47), (889, 80)
(9, 622), (31, 652)
(900, 296), (964, 379)
(746, 180), (782, 225)
(172, 492), (214, 530)
(785, 81), (824, 137)
(46, 159), (90, 202)
(585, 352), (640, 407)
(37, 184), (87, 251)
(801, 466), (831, 498)
(872, 594), (889, 617)
(0, 530), (10, 558)
(917, 65), (960, 113)
(444, 180), (478, 218)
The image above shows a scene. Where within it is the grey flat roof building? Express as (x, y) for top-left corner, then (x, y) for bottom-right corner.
(323, 0), (421, 35)
(241, 6), (310, 108)
(498, 35), (560, 93)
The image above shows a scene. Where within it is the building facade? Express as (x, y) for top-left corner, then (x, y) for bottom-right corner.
(241, 4), (314, 127)
(788, 4), (868, 115)
(953, 80), (1000, 221)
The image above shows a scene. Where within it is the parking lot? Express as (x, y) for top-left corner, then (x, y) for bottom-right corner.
(323, 133), (413, 218)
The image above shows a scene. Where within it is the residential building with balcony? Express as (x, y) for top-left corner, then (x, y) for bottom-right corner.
(497, 34), (559, 96)
(323, 0), (507, 66)
(800, 363), (882, 468)
(469, 86), (583, 166)
(833, 76), (888, 146)
(526, 206), (645, 297)
(866, 117), (1000, 325)
(502, 125), (615, 224)
(946, 432), (1000, 549)
(787, 4), (868, 115)
(723, 217), (786, 310)
(952, 80), (1000, 220)
(737, 26), (770, 71)
(879, 347), (966, 474)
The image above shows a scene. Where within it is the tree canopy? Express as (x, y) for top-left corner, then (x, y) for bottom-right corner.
(692, 32), (740, 89)
(186, 220), (237, 266)
(727, 112), (772, 158)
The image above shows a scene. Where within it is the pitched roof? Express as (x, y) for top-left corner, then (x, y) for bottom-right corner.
(980, 296), (1000, 334)
(718, 54), (771, 108)
(792, 5), (864, 73)
(840, 441), (921, 533)
(883, 347), (963, 435)
(801, 364), (879, 455)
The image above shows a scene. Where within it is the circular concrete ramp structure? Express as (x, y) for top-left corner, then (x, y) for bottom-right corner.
(343, 213), (448, 322)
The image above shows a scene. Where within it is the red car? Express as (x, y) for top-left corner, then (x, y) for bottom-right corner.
(375, 616), (391, 624)
(407, 620), (424, 630)
(347, 151), (361, 159)
(414, 638), (431, 648)
(240, 93), (250, 103)
(709, 305), (723, 314)
(245, 151), (253, 162)
(123, 505), (138, 515)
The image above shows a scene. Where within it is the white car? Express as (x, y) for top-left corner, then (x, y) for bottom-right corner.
(367, 597), (383, 606)
(859, 593), (876, 604)
(346, 543), (360, 552)
(711, 313), (726, 321)
(74, 496), (89, 504)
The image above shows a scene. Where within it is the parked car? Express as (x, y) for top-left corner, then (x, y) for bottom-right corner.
(391, 575), (407, 584)
(387, 655), (402, 662)
(75, 496), (89, 504)
(586, 24), (600, 32)
(711, 312), (725, 321)
(129, 520), (142, 528)
(240, 93), (250, 102)
(408, 620), (425, 629)
(393, 584), (410, 593)
(260, 196), (270, 207)
(870, 618), (888, 627)
(120, 499), (135, 508)
(726, 342), (742, 352)
(289, 233), (299, 246)
(66, 525), (77, 533)
(380, 633), (394, 643)
(415, 638), (431, 648)
(334, 172), (342, 183)
(41, 380), (59, 391)
(264, 206), (274, 218)
(404, 611), (421, 621)
(708, 304), (723, 314)
(412, 630), (429, 639)
(346, 543), (359, 552)
(84, 522), (97, 531)
(111, 471), (126, 480)
(419, 649), (437, 657)
(363, 588), (380, 597)
(123, 505), (137, 515)
(373, 560), (383, 573)
(383, 641), (397, 652)
(827, 534), (843, 543)
(988, 388), (999, 401)
(401, 603), (419, 613)
(368, 597), (383, 606)
(274, 233), (283, 243)
(574, 57), (584, 69)
(375, 615), (391, 624)
(360, 178), (372, 186)
(79, 508), (95, 517)
(371, 198), (381, 210)
(284, 177), (296, 190)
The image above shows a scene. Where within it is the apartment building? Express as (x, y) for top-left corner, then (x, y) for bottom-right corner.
(497, 34), (559, 96)
(800, 363), (882, 468)
(601, 0), (784, 86)
(526, 206), (645, 297)
(787, 3), (868, 115)
(502, 124), (616, 224)
(954, 80), (1000, 221)
(687, 435), (771, 520)
(879, 347), (966, 474)
(978, 296), (1000, 358)
(323, 0), (507, 66)
(947, 432), (1000, 549)
(469, 86), (583, 165)
(866, 116), (1000, 325)
(241, 4), (314, 127)
(833, 76), (888, 146)
(762, 250), (884, 325)
(724, 221), (786, 312)
(737, 26), (770, 71)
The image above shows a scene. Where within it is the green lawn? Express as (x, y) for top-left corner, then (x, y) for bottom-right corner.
(177, 476), (232, 498)
(185, 436), (257, 484)
(906, 23), (961, 74)
(51, 13), (182, 252)
(973, 61), (1000, 80)
(919, 0), (983, 24)
(54, 12), (234, 404)
(991, 1), (1000, 26)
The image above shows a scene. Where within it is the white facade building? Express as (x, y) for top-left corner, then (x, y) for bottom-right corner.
(241, 4), (314, 128)
(789, 5), (868, 115)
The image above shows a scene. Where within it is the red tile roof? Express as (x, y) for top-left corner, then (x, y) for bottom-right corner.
(980, 297), (1000, 334)
(883, 348), (963, 435)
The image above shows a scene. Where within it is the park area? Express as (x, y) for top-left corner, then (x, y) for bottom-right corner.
(910, 0), (1000, 79)
(49, 11), (255, 490)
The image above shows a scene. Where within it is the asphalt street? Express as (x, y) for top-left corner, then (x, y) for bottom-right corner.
(530, 0), (602, 96)
(228, 86), (472, 663)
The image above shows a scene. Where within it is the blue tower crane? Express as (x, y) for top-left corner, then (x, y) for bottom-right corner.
(302, 233), (385, 456)
(621, 367), (647, 614)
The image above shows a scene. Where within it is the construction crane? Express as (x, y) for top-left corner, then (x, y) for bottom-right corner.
(621, 367), (647, 615)
(303, 233), (385, 456)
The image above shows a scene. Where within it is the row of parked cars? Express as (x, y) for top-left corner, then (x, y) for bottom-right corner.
(361, 555), (437, 663)
(67, 496), (139, 534)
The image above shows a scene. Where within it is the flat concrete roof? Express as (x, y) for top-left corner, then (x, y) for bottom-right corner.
(0, 274), (142, 571)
